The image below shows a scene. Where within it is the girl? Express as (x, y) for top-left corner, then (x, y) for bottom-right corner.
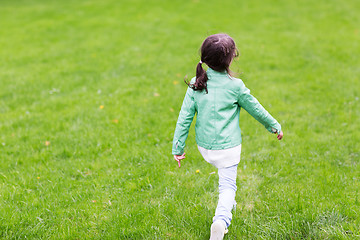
(172, 33), (283, 240)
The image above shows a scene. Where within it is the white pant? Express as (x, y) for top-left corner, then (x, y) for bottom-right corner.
(213, 164), (238, 228)
(197, 145), (241, 228)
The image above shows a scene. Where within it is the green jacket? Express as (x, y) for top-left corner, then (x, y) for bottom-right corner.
(172, 68), (281, 155)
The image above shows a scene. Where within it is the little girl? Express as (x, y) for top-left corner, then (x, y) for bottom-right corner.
(172, 33), (283, 240)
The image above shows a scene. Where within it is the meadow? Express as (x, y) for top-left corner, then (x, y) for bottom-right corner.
(0, 0), (359, 239)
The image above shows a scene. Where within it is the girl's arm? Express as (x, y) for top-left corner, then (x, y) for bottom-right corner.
(172, 87), (197, 157)
(237, 83), (282, 135)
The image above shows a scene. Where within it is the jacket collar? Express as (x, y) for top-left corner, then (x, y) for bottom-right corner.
(207, 68), (227, 76)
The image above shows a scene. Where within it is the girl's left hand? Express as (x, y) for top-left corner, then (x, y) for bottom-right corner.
(174, 153), (186, 168)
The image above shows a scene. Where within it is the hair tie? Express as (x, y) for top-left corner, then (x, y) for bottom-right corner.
(199, 60), (203, 64)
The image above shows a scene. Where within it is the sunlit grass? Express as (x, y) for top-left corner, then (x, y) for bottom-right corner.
(0, 0), (359, 239)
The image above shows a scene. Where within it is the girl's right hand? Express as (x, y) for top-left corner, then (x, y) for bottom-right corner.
(277, 131), (283, 140)
(174, 153), (186, 168)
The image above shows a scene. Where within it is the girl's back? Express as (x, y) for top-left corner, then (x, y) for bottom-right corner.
(190, 68), (243, 150)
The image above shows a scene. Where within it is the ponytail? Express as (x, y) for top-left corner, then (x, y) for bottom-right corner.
(185, 61), (209, 93)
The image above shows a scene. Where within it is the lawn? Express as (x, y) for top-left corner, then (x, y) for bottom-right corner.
(0, 0), (359, 239)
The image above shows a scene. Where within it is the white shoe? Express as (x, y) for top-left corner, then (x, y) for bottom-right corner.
(209, 220), (228, 240)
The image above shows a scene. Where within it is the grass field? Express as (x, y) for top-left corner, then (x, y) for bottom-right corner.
(1, 0), (359, 239)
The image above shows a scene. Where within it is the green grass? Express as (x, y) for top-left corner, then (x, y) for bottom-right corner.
(0, 0), (359, 239)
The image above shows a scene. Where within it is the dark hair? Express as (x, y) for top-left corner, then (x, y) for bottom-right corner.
(185, 33), (239, 93)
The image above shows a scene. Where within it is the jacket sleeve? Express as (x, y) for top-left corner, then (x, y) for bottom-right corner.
(237, 82), (281, 133)
(172, 87), (196, 155)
